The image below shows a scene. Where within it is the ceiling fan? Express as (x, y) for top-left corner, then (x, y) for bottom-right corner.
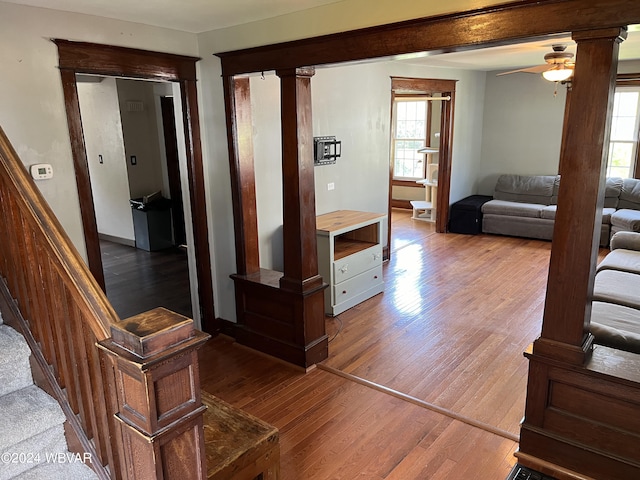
(497, 44), (575, 82)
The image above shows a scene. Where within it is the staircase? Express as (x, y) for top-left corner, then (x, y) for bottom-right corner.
(0, 313), (96, 480)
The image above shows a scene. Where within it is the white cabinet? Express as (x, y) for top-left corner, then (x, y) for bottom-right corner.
(316, 210), (386, 316)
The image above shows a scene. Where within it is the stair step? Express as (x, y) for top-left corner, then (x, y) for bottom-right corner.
(11, 456), (97, 480)
(0, 325), (33, 397)
(0, 385), (65, 451)
(0, 425), (67, 480)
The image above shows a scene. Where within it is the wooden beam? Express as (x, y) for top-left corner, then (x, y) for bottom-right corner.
(216, 0), (640, 76)
(55, 39), (198, 81)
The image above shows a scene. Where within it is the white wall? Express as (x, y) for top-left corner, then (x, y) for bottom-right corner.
(477, 71), (567, 195)
(77, 77), (135, 242)
(312, 62), (485, 214)
(0, 1), (198, 259)
(619, 59), (640, 73)
(249, 74), (285, 271)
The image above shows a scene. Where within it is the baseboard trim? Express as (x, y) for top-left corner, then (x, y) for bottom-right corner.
(98, 233), (135, 247)
(218, 318), (237, 337)
(391, 199), (413, 209)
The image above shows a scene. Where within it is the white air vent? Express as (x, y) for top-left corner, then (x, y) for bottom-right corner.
(126, 100), (144, 112)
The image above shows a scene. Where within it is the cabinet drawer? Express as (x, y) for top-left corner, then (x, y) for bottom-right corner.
(333, 265), (383, 304)
(333, 244), (382, 283)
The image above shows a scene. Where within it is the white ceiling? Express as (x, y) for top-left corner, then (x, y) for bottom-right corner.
(1, 0), (344, 33)
(4, 0), (640, 72)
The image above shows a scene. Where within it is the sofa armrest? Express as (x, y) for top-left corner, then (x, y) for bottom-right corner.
(610, 231), (640, 251)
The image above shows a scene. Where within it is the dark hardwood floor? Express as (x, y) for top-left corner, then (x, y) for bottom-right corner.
(198, 208), (561, 479)
(100, 240), (192, 319)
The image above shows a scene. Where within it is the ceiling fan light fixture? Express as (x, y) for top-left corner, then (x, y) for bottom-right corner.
(542, 66), (573, 82)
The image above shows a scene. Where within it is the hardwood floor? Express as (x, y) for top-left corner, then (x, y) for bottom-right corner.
(100, 240), (192, 319)
(198, 208), (568, 479)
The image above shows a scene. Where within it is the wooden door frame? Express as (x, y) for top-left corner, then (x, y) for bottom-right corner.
(160, 96), (187, 246)
(54, 39), (216, 332)
(388, 77), (457, 254)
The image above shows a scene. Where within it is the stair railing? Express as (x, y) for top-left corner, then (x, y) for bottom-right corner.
(0, 126), (209, 480)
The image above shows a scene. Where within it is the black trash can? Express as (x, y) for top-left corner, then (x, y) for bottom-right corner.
(448, 195), (493, 234)
(130, 196), (173, 251)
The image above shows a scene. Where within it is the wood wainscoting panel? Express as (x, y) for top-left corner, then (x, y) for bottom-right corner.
(232, 269), (328, 368)
(519, 346), (640, 480)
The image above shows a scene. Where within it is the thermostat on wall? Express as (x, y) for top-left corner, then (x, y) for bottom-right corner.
(30, 163), (53, 180)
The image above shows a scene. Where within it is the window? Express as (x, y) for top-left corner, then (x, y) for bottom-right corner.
(606, 86), (640, 178)
(391, 97), (428, 180)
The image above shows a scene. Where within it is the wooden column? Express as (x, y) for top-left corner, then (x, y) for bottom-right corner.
(223, 75), (260, 275)
(99, 308), (210, 480)
(533, 28), (626, 365)
(517, 28), (640, 480)
(276, 67), (324, 294)
(227, 68), (327, 368)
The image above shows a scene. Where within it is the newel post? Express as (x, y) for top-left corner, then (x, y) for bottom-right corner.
(98, 308), (210, 480)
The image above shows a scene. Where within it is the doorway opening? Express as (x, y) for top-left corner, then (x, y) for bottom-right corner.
(55, 39), (216, 332)
(387, 77), (456, 258)
(76, 75), (192, 319)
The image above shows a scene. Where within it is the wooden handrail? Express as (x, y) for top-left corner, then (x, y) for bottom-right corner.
(0, 126), (209, 479)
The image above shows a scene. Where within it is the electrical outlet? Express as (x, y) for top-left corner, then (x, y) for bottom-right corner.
(327, 182), (335, 191)
(98, 154), (103, 164)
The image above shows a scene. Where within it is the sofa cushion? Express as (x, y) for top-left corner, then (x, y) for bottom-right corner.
(538, 205), (614, 223)
(590, 301), (640, 354)
(602, 207), (616, 224)
(481, 200), (544, 218)
(493, 174), (558, 205)
(611, 208), (640, 231)
(540, 205), (556, 220)
(597, 248), (640, 274)
(610, 231), (640, 251)
(617, 177), (640, 209)
(593, 270), (640, 309)
(604, 177), (623, 208)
